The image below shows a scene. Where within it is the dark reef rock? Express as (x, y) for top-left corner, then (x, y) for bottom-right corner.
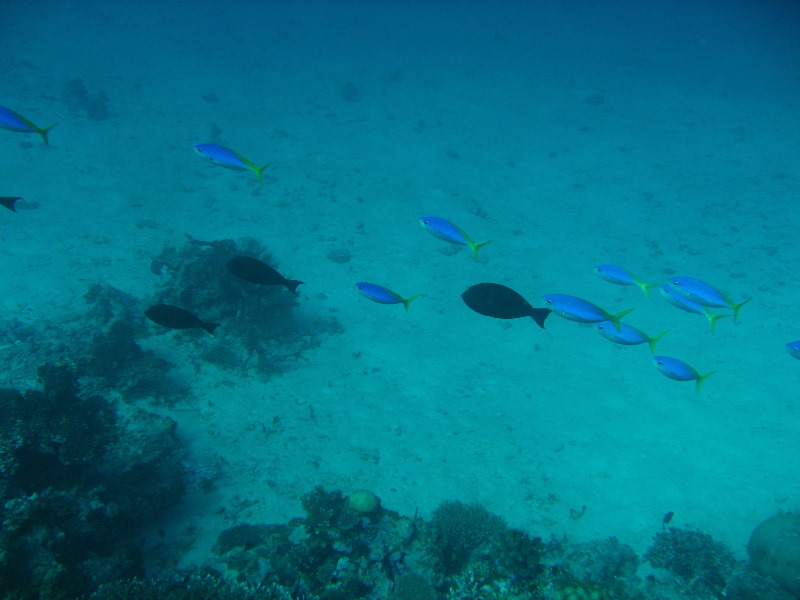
(1, 364), (117, 476)
(560, 536), (639, 586)
(390, 572), (437, 600)
(748, 512), (800, 598)
(102, 406), (187, 524)
(215, 523), (285, 555)
(489, 528), (545, 587)
(725, 571), (796, 600)
(80, 317), (177, 399)
(80, 283), (183, 401)
(0, 284), (180, 402)
(0, 365), (187, 599)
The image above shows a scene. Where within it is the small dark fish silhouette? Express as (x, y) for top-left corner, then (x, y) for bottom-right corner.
(227, 256), (304, 294)
(1, 197), (21, 212)
(462, 283), (550, 329)
(662, 511), (674, 529)
(145, 304), (220, 335)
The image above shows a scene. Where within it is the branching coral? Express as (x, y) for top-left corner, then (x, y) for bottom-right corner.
(431, 500), (507, 575)
(644, 527), (736, 598)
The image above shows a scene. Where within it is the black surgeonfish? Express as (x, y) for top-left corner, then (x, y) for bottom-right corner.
(461, 283), (550, 329)
(226, 256), (304, 295)
(145, 304), (220, 335)
(1, 197), (21, 212)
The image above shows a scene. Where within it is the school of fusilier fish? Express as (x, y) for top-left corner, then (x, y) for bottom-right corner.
(2, 102), (792, 393)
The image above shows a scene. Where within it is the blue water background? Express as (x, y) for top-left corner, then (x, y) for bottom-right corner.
(2, 0), (800, 564)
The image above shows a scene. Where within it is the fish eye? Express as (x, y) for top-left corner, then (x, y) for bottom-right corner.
(656, 360), (664, 366)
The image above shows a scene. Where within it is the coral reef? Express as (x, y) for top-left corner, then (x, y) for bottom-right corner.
(89, 571), (317, 599)
(0, 364), (187, 599)
(430, 500), (507, 575)
(0, 470), (774, 600)
(0, 283), (180, 401)
(214, 486), (423, 598)
(490, 528), (545, 589)
(391, 572), (437, 600)
(80, 283), (180, 401)
(0, 238), (343, 399)
(643, 527), (737, 598)
(148, 237), (342, 379)
(557, 537), (639, 588)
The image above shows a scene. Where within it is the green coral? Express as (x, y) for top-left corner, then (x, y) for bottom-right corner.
(345, 490), (381, 515)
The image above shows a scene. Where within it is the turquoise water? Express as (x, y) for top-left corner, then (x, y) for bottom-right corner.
(2, 0), (799, 596)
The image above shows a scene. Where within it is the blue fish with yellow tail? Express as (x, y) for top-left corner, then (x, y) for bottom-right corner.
(658, 285), (729, 333)
(653, 356), (717, 391)
(194, 143), (270, 185)
(541, 293), (634, 331)
(355, 282), (420, 312)
(419, 217), (492, 261)
(786, 341), (800, 360)
(596, 321), (668, 354)
(668, 276), (750, 322)
(0, 105), (58, 145)
(594, 264), (658, 298)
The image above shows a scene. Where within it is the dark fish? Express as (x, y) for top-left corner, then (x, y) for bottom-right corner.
(227, 256), (304, 294)
(1, 197), (21, 212)
(662, 511), (674, 529)
(144, 304), (220, 335)
(461, 283), (550, 328)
